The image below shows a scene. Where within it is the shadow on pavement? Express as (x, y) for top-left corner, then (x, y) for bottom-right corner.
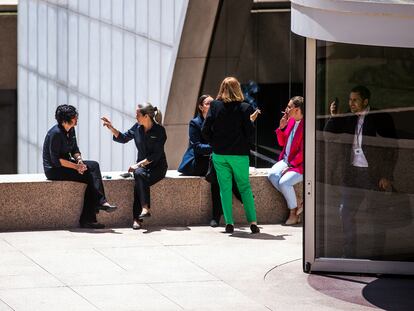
(229, 231), (290, 240)
(142, 226), (191, 234)
(69, 228), (123, 234)
(308, 273), (414, 310)
(362, 276), (414, 311)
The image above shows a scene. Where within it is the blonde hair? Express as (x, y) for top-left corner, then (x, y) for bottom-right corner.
(216, 77), (244, 103)
(137, 102), (163, 124)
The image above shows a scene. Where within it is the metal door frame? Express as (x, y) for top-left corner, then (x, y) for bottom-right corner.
(303, 38), (414, 275)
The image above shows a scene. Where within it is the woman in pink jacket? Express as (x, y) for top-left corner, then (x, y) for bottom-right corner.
(268, 96), (304, 225)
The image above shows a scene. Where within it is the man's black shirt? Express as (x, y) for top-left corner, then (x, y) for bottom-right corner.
(43, 124), (80, 171)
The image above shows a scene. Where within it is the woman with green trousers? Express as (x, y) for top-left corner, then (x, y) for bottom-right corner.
(202, 77), (260, 234)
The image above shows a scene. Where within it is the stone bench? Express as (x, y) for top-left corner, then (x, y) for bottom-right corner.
(0, 169), (303, 231)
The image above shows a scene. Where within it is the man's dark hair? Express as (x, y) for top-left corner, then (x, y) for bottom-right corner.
(351, 85), (371, 101)
(55, 104), (78, 124)
(291, 96), (304, 114)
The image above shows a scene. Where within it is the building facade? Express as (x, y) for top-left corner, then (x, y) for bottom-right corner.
(18, 0), (188, 173)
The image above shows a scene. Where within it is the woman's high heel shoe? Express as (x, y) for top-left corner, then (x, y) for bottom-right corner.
(285, 212), (299, 225)
(138, 208), (151, 219)
(296, 201), (303, 216)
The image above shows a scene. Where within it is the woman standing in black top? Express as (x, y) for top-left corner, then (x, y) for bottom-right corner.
(43, 105), (117, 229)
(202, 77), (260, 234)
(177, 94), (242, 227)
(101, 103), (168, 230)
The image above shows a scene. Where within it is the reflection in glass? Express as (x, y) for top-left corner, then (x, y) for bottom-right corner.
(315, 41), (414, 261)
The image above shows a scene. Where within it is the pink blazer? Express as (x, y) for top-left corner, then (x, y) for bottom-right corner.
(275, 118), (304, 174)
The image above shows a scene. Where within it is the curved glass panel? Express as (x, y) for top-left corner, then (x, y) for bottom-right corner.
(315, 41), (414, 260)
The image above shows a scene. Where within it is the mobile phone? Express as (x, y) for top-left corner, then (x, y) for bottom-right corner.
(331, 97), (339, 114)
(120, 172), (132, 178)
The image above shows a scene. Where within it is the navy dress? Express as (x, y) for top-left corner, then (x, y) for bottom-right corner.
(114, 122), (168, 219)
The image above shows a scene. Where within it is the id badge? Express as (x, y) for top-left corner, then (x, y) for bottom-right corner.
(353, 148), (363, 155)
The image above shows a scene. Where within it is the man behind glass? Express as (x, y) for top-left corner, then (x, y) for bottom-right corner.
(325, 85), (397, 258)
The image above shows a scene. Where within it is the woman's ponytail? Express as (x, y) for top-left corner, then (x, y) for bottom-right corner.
(153, 107), (163, 124)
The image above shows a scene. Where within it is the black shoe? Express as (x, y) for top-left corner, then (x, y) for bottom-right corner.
(138, 209), (151, 219)
(225, 224), (234, 233)
(210, 219), (219, 227)
(96, 204), (117, 213)
(80, 222), (105, 229)
(250, 224), (260, 234)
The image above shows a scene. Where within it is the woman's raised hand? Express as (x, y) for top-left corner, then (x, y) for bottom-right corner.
(279, 111), (288, 129)
(250, 109), (261, 122)
(101, 116), (112, 129)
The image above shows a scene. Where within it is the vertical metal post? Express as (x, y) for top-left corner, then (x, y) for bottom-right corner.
(304, 37), (316, 270)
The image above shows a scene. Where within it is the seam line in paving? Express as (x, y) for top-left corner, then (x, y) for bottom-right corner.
(93, 248), (128, 271)
(2, 239), (19, 252)
(164, 245), (273, 309)
(146, 283), (186, 311)
(11, 248), (68, 287)
(0, 297), (15, 311)
(68, 286), (102, 311)
(8, 248), (102, 310)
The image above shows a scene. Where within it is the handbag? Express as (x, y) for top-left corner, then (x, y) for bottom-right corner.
(205, 156), (217, 183)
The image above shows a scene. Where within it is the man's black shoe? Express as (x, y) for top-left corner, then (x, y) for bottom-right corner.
(250, 224), (260, 234)
(96, 204), (118, 213)
(80, 222), (105, 229)
(225, 224), (234, 233)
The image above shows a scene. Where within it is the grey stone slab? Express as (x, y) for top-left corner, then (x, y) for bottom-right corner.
(0, 251), (45, 276)
(24, 248), (130, 286)
(0, 287), (98, 311)
(152, 281), (269, 311)
(1, 229), (158, 251)
(144, 226), (232, 246)
(73, 284), (182, 311)
(0, 300), (12, 311)
(0, 239), (16, 253)
(0, 273), (63, 290)
(98, 246), (217, 283)
(171, 241), (301, 282)
(0, 251), (63, 289)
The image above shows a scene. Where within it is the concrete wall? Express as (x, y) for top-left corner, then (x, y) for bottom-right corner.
(164, 0), (220, 169)
(17, 0), (188, 173)
(0, 13), (17, 173)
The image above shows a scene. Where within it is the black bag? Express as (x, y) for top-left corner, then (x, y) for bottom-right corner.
(205, 156), (217, 183)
